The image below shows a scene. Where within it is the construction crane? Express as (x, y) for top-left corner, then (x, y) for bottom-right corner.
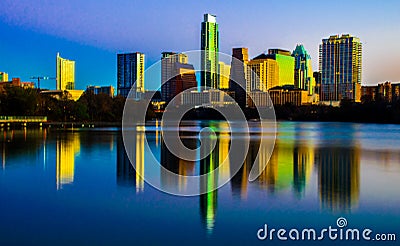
(30, 76), (56, 90)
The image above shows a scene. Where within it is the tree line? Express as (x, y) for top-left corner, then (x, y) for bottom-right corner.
(0, 86), (127, 122)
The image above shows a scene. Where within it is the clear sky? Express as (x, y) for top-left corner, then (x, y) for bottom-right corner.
(0, 0), (399, 90)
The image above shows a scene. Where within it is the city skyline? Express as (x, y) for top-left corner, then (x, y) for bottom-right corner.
(0, 1), (400, 90)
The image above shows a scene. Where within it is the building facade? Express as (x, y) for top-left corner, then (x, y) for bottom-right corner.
(229, 48), (249, 108)
(218, 61), (230, 90)
(161, 52), (189, 102)
(0, 77), (34, 93)
(117, 52), (145, 98)
(269, 86), (317, 106)
(86, 85), (115, 97)
(319, 34), (362, 102)
(0, 72), (8, 82)
(361, 81), (400, 103)
(201, 14), (219, 89)
(247, 54), (279, 92)
(56, 52), (75, 90)
(292, 45), (315, 95)
(268, 49), (295, 87)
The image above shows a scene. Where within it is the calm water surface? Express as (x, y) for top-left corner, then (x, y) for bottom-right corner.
(1, 121), (399, 245)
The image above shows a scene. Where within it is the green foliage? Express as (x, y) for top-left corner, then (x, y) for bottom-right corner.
(0, 88), (157, 122)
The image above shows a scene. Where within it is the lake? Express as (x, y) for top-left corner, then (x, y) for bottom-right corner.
(1, 121), (399, 245)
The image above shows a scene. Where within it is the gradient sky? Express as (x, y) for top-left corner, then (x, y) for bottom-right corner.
(0, 0), (399, 90)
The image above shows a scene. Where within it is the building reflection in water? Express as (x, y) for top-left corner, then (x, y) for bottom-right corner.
(317, 147), (360, 212)
(293, 143), (315, 198)
(1, 129), (47, 170)
(56, 133), (80, 190)
(116, 127), (145, 193)
(199, 122), (219, 235)
(160, 134), (196, 193)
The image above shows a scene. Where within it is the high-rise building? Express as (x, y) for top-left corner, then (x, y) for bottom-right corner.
(292, 45), (315, 95)
(229, 48), (249, 108)
(218, 61), (230, 90)
(56, 52), (75, 90)
(201, 14), (219, 89)
(267, 49), (295, 87)
(161, 52), (189, 102)
(117, 52), (145, 98)
(161, 52), (197, 104)
(247, 53), (279, 92)
(0, 72), (8, 82)
(319, 34), (362, 102)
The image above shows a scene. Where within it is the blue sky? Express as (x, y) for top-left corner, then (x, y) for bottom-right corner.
(0, 0), (399, 90)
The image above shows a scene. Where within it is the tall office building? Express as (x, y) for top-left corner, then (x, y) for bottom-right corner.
(161, 52), (189, 102)
(218, 61), (230, 90)
(247, 53), (279, 92)
(292, 45), (315, 95)
(56, 52), (75, 90)
(117, 52), (145, 98)
(201, 14), (219, 89)
(267, 49), (295, 87)
(0, 72), (8, 82)
(319, 34), (362, 102)
(229, 48), (249, 108)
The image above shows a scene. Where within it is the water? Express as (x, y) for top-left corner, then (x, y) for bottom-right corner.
(0, 122), (399, 245)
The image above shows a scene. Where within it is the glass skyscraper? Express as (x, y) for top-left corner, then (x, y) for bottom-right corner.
(292, 44), (315, 95)
(201, 14), (219, 89)
(319, 34), (362, 102)
(117, 52), (145, 98)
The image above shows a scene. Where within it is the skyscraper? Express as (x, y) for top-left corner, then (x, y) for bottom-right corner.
(161, 52), (189, 102)
(319, 34), (362, 102)
(247, 53), (279, 92)
(292, 44), (315, 95)
(56, 52), (75, 90)
(267, 49), (295, 87)
(117, 52), (145, 98)
(229, 48), (248, 108)
(218, 61), (230, 90)
(201, 14), (219, 89)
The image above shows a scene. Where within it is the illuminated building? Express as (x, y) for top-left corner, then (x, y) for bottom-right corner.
(267, 49), (295, 86)
(0, 72), (8, 82)
(161, 52), (189, 102)
(201, 14), (219, 89)
(319, 34), (362, 102)
(218, 61), (230, 90)
(180, 89), (234, 107)
(86, 85), (115, 97)
(361, 81), (400, 103)
(0, 78), (34, 93)
(162, 61), (197, 105)
(268, 85), (318, 106)
(117, 52), (145, 98)
(56, 52), (75, 90)
(247, 54), (279, 92)
(229, 48), (249, 108)
(56, 133), (80, 190)
(246, 91), (273, 108)
(292, 44), (315, 95)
